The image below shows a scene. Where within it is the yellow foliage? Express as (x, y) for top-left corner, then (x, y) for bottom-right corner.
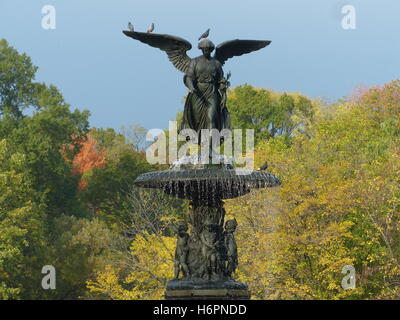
(224, 86), (400, 299)
(87, 232), (175, 300)
(88, 82), (400, 300)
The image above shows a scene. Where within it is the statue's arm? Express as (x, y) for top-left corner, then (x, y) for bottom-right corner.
(218, 61), (224, 79)
(217, 62), (229, 97)
(184, 61), (197, 93)
(184, 76), (196, 93)
(217, 63), (226, 88)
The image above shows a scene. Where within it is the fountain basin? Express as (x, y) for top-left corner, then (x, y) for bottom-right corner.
(133, 168), (281, 200)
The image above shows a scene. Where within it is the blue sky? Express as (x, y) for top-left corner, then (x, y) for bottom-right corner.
(1, 0), (399, 131)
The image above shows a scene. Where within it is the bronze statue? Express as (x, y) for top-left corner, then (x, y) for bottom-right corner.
(224, 219), (238, 278)
(127, 26), (278, 299)
(200, 222), (220, 280)
(174, 222), (190, 279)
(123, 30), (271, 138)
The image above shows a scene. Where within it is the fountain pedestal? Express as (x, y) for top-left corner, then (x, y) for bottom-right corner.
(165, 279), (250, 300)
(166, 198), (250, 300)
(133, 165), (280, 300)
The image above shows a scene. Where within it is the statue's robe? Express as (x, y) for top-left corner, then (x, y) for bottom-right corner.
(180, 56), (230, 136)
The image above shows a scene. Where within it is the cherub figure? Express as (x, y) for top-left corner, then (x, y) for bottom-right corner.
(174, 222), (190, 279)
(200, 222), (220, 280)
(223, 219), (238, 278)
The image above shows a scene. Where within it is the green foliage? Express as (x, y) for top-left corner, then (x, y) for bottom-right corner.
(0, 40), (90, 217)
(0, 139), (46, 299)
(2, 38), (400, 300)
(227, 85), (315, 144)
(81, 127), (187, 229)
(80, 148), (151, 225)
(2, 105), (90, 216)
(0, 40), (101, 300)
(41, 215), (124, 299)
(78, 128), (151, 225)
(226, 81), (400, 299)
(89, 128), (127, 156)
(0, 39), (39, 118)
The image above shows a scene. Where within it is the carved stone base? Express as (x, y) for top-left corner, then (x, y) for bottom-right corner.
(165, 279), (250, 300)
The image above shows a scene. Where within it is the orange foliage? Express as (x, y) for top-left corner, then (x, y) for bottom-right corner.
(72, 135), (106, 189)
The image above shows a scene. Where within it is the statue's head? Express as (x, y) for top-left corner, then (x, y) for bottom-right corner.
(225, 219), (237, 232)
(198, 39), (215, 58)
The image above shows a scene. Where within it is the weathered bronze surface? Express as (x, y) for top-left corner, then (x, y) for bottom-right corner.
(174, 222), (190, 280)
(133, 168), (280, 200)
(123, 30), (270, 137)
(126, 27), (276, 300)
(133, 167), (280, 299)
(224, 219), (238, 278)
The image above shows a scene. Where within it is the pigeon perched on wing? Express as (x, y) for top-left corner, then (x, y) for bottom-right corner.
(198, 28), (210, 41)
(147, 23), (155, 33)
(128, 22), (134, 32)
(257, 162), (268, 171)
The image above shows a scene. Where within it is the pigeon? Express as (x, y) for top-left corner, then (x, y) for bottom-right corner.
(198, 28), (210, 41)
(257, 162), (268, 171)
(147, 23), (155, 33)
(128, 22), (134, 32)
(226, 71), (232, 81)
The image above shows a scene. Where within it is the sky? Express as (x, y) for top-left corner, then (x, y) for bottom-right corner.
(1, 0), (399, 131)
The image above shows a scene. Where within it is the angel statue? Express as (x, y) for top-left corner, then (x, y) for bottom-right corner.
(123, 29), (271, 142)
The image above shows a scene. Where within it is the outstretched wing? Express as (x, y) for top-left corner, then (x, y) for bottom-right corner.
(214, 39), (271, 65)
(123, 31), (192, 73)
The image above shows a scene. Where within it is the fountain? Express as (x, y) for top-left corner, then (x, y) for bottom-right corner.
(124, 27), (280, 299)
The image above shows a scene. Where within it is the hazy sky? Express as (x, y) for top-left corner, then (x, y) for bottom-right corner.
(1, 0), (399, 130)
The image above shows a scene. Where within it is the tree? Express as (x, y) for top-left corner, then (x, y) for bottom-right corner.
(0, 41), (90, 217)
(223, 81), (400, 299)
(0, 139), (46, 299)
(79, 140), (153, 226)
(72, 135), (107, 189)
(0, 40), (98, 299)
(87, 232), (174, 300)
(227, 85), (315, 144)
(0, 39), (41, 119)
(42, 215), (124, 300)
(85, 186), (188, 300)
(120, 123), (148, 151)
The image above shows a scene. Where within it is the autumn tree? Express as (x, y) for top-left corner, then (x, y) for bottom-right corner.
(71, 135), (106, 189)
(0, 40), (111, 300)
(86, 188), (182, 300)
(0, 140), (45, 299)
(225, 81), (400, 299)
(227, 85), (316, 144)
